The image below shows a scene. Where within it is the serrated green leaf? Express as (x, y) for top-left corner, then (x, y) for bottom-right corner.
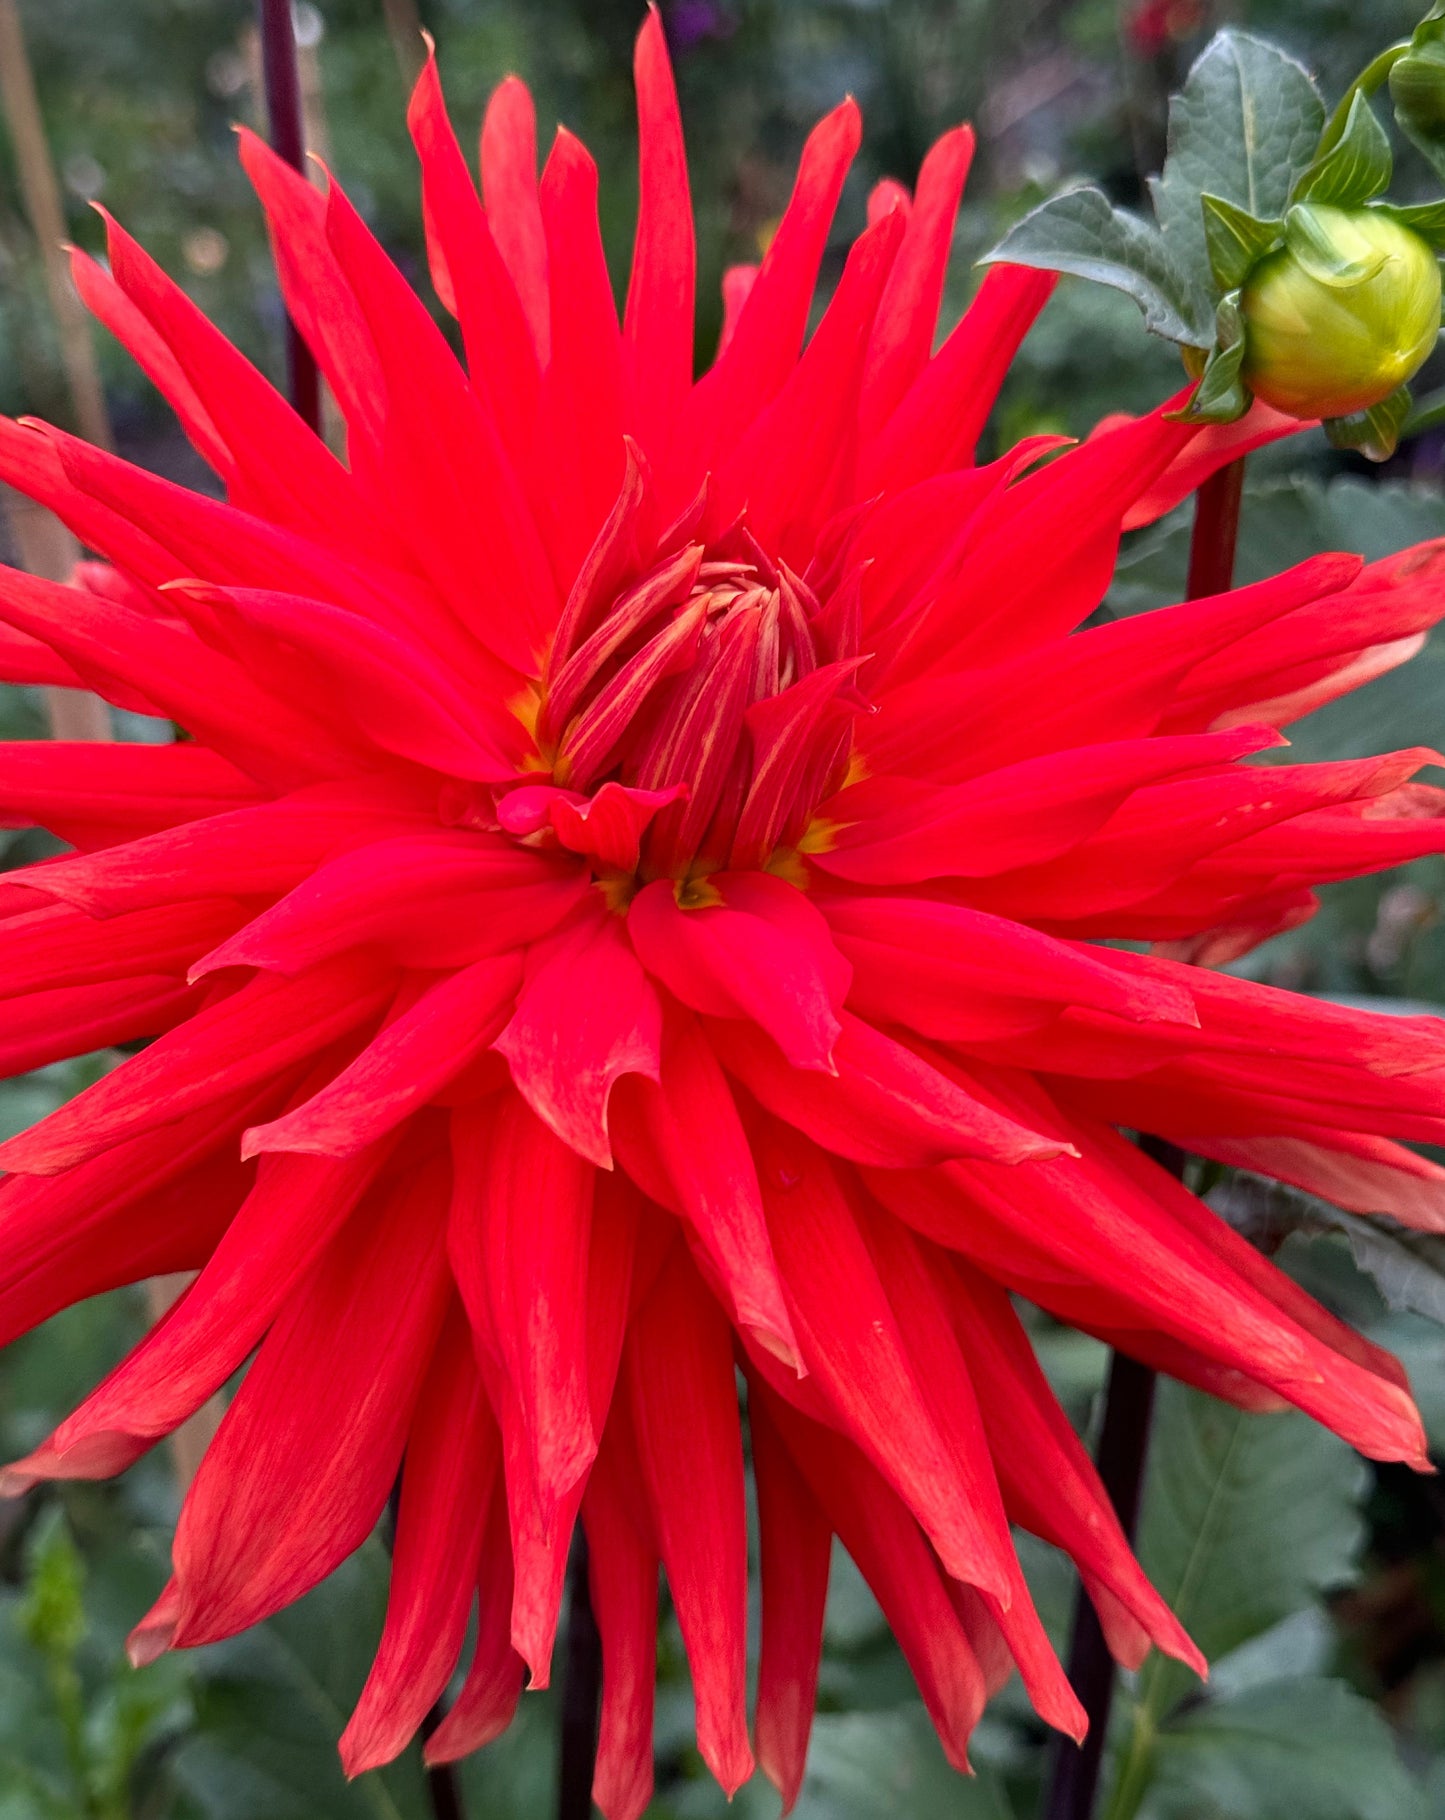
(1136, 1381), (1365, 1713)
(1145, 1677), (1427, 1820)
(1200, 195), (1281, 293)
(983, 188), (1212, 347)
(1291, 91), (1393, 208)
(1151, 31), (1325, 309)
(1325, 384), (1412, 461)
(1215, 1174), (1445, 1325)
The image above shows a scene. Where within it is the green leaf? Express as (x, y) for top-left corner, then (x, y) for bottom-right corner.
(1324, 384), (1412, 461)
(1199, 194), (1281, 293)
(1146, 1677), (1427, 1820)
(1291, 91), (1393, 208)
(983, 188), (1212, 348)
(1136, 1381), (1365, 1713)
(1215, 1174), (1445, 1325)
(1177, 293), (1249, 422)
(1380, 196), (1445, 248)
(1151, 30), (1325, 308)
(787, 1710), (1015, 1819)
(170, 1539), (429, 1820)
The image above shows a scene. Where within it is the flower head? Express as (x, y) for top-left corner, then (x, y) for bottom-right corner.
(1240, 203), (1442, 420)
(0, 14), (1443, 1813)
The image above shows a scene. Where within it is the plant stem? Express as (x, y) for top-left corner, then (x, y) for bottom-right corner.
(557, 1531), (602, 1820)
(256, 0), (321, 431)
(1040, 461), (1245, 1820)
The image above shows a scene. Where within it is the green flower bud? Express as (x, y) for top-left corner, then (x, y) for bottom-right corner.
(1239, 203), (1441, 421)
(1390, 39), (1445, 144)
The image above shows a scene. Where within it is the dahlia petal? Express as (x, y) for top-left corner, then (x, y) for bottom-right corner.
(709, 1011), (1068, 1167)
(676, 98), (861, 493)
(823, 895), (1198, 1038)
(0, 622), (88, 691)
(499, 781), (688, 874)
(752, 1378), (988, 1771)
(4, 776), (435, 918)
(0, 558), (358, 789)
(755, 1121), (1010, 1596)
(731, 660), (863, 869)
(407, 49), (542, 460)
(892, 394), (1201, 676)
(235, 127), (386, 456)
(815, 725), (1279, 885)
(494, 906), (662, 1166)
(860, 124), (975, 438)
(78, 213), (381, 551)
(944, 1260), (1204, 1676)
(243, 956), (523, 1159)
(0, 1089), (263, 1352)
(185, 583), (520, 779)
(625, 1243), (754, 1796)
(710, 208), (905, 560)
(138, 1149), (451, 1651)
(625, 9), (695, 461)
(463, 1164), (641, 1687)
(2, 1140), (394, 1493)
(585, 1406), (660, 1820)
(475, 1095), (595, 1516)
(862, 264), (1057, 490)
(1167, 541), (1445, 734)
(541, 540), (703, 740)
(628, 873), (848, 1070)
(1182, 1130), (1445, 1232)
(862, 551), (1364, 783)
(480, 75), (550, 364)
(611, 1002), (799, 1366)
(1119, 398), (1305, 531)
(858, 1208), (1085, 1737)
(539, 129), (628, 581)
(750, 1387), (831, 1811)
(556, 595), (710, 787)
(192, 833), (583, 978)
(321, 175), (557, 674)
(0, 953), (392, 1176)
(716, 264), (758, 356)
(340, 1303), (499, 1775)
(0, 974), (196, 1079)
(0, 741), (262, 849)
(421, 1486), (526, 1764)
(72, 243), (232, 479)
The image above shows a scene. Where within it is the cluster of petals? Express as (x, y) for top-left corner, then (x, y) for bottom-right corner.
(1, 13), (1444, 1812)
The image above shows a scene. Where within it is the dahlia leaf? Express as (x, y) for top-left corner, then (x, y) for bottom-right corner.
(1147, 1676), (1428, 1820)
(983, 187), (1213, 347)
(1200, 193), (1283, 294)
(783, 1708), (1015, 1818)
(1136, 1380), (1366, 1718)
(170, 1539), (431, 1820)
(1290, 91), (1393, 209)
(1151, 30), (1326, 309)
(1324, 384), (1412, 462)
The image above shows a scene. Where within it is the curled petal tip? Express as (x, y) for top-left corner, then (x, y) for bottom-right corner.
(126, 1617), (175, 1669)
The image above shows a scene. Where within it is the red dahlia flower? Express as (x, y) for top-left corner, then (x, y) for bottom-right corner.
(0, 13), (1442, 1812)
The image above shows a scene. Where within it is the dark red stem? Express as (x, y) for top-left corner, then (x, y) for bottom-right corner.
(1041, 459), (1246, 1820)
(257, 0), (321, 431)
(557, 1531), (602, 1820)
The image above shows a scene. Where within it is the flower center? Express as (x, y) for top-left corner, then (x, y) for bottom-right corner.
(512, 529), (863, 884)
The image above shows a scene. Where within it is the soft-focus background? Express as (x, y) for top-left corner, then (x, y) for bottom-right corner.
(2, 2), (1445, 1816)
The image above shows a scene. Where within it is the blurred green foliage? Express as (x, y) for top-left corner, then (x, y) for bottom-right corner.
(3, 1), (1445, 1817)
